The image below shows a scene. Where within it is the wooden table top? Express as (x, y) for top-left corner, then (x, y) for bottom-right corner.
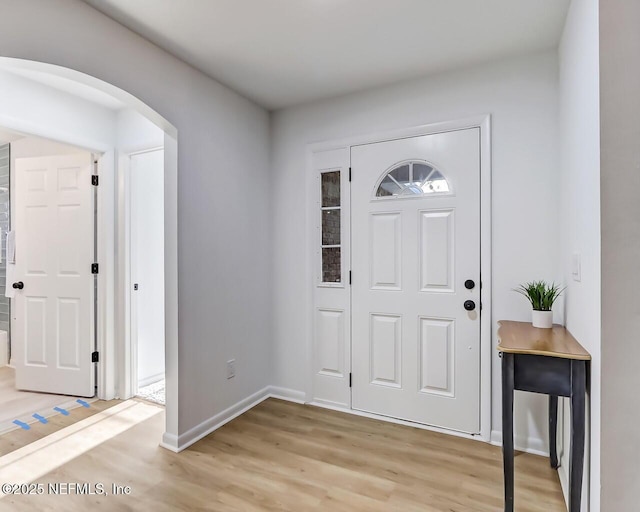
(497, 320), (591, 360)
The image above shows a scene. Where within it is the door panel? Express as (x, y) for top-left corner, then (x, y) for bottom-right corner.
(316, 308), (345, 378)
(351, 129), (480, 433)
(14, 153), (94, 397)
(370, 313), (402, 387)
(370, 212), (401, 289)
(419, 209), (454, 291)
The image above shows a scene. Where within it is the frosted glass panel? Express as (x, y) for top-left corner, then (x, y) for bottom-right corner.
(320, 170), (342, 284)
(321, 171), (340, 207)
(322, 247), (341, 283)
(322, 209), (340, 245)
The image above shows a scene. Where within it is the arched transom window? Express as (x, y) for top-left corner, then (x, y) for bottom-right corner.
(375, 160), (450, 198)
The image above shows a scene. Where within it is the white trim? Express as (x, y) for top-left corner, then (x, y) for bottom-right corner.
(558, 462), (569, 509)
(490, 430), (549, 458)
(269, 386), (307, 404)
(159, 432), (179, 453)
(168, 386), (272, 452)
(478, 115), (492, 442)
(137, 372), (164, 388)
(162, 386), (304, 453)
(121, 145), (166, 399)
(97, 150), (116, 400)
(305, 115), (492, 442)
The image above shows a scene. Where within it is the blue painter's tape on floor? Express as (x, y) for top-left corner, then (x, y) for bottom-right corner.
(32, 414), (48, 424)
(76, 399), (90, 408)
(13, 420), (30, 430)
(53, 407), (69, 416)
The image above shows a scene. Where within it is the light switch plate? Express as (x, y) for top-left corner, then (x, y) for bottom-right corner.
(227, 359), (236, 379)
(572, 253), (581, 282)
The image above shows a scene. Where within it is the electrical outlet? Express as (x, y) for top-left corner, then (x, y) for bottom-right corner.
(226, 359), (236, 379)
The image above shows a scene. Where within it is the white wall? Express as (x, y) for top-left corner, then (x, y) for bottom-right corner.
(0, 69), (116, 151)
(116, 109), (164, 153)
(600, 0), (640, 510)
(271, 51), (561, 452)
(558, 0), (601, 509)
(0, 0), (271, 442)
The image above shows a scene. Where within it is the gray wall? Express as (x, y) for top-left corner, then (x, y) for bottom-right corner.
(0, 0), (271, 438)
(0, 144), (9, 335)
(600, 0), (640, 509)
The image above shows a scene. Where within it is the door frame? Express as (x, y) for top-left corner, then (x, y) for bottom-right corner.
(116, 146), (164, 400)
(121, 146), (165, 398)
(305, 115), (492, 443)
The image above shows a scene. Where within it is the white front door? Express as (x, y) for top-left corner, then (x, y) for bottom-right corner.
(351, 129), (481, 433)
(13, 153), (95, 397)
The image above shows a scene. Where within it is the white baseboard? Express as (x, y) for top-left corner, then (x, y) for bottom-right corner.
(161, 386), (306, 453)
(138, 372), (165, 388)
(268, 386), (306, 404)
(165, 386), (547, 457)
(172, 386), (271, 452)
(159, 432), (179, 453)
(490, 429), (549, 457)
(558, 462), (569, 509)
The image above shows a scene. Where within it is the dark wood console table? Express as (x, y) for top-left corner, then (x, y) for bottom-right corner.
(497, 320), (591, 512)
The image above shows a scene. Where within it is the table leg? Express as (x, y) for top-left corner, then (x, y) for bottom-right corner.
(569, 360), (586, 512)
(549, 395), (559, 469)
(502, 353), (515, 512)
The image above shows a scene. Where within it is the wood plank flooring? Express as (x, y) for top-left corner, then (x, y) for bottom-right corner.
(0, 367), (89, 433)
(0, 399), (121, 456)
(0, 398), (566, 511)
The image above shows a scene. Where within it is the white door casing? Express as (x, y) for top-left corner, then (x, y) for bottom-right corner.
(351, 129), (481, 433)
(13, 153), (95, 397)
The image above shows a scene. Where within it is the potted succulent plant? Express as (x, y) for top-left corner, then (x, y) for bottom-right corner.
(514, 281), (565, 329)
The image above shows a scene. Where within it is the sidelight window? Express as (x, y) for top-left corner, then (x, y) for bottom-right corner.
(320, 171), (341, 283)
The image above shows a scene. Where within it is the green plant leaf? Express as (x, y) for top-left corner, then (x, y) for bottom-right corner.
(513, 280), (565, 311)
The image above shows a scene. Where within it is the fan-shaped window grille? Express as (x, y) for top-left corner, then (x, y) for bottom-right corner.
(375, 161), (450, 198)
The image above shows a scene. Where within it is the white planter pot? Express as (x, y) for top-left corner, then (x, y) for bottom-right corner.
(532, 310), (553, 329)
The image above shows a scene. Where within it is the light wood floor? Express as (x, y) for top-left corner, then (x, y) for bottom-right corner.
(0, 398), (566, 511)
(0, 398), (121, 456)
(0, 367), (89, 433)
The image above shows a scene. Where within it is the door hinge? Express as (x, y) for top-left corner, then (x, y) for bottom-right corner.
(91, 263), (99, 274)
(91, 351), (99, 363)
(349, 271), (352, 285)
(348, 167), (352, 182)
(349, 373), (352, 387)
(91, 175), (99, 186)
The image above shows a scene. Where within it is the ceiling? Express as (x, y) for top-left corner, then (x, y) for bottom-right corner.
(83, 0), (570, 110)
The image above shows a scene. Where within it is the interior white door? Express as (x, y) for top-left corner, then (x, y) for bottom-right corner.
(351, 129), (481, 433)
(13, 153), (95, 397)
(130, 149), (165, 390)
